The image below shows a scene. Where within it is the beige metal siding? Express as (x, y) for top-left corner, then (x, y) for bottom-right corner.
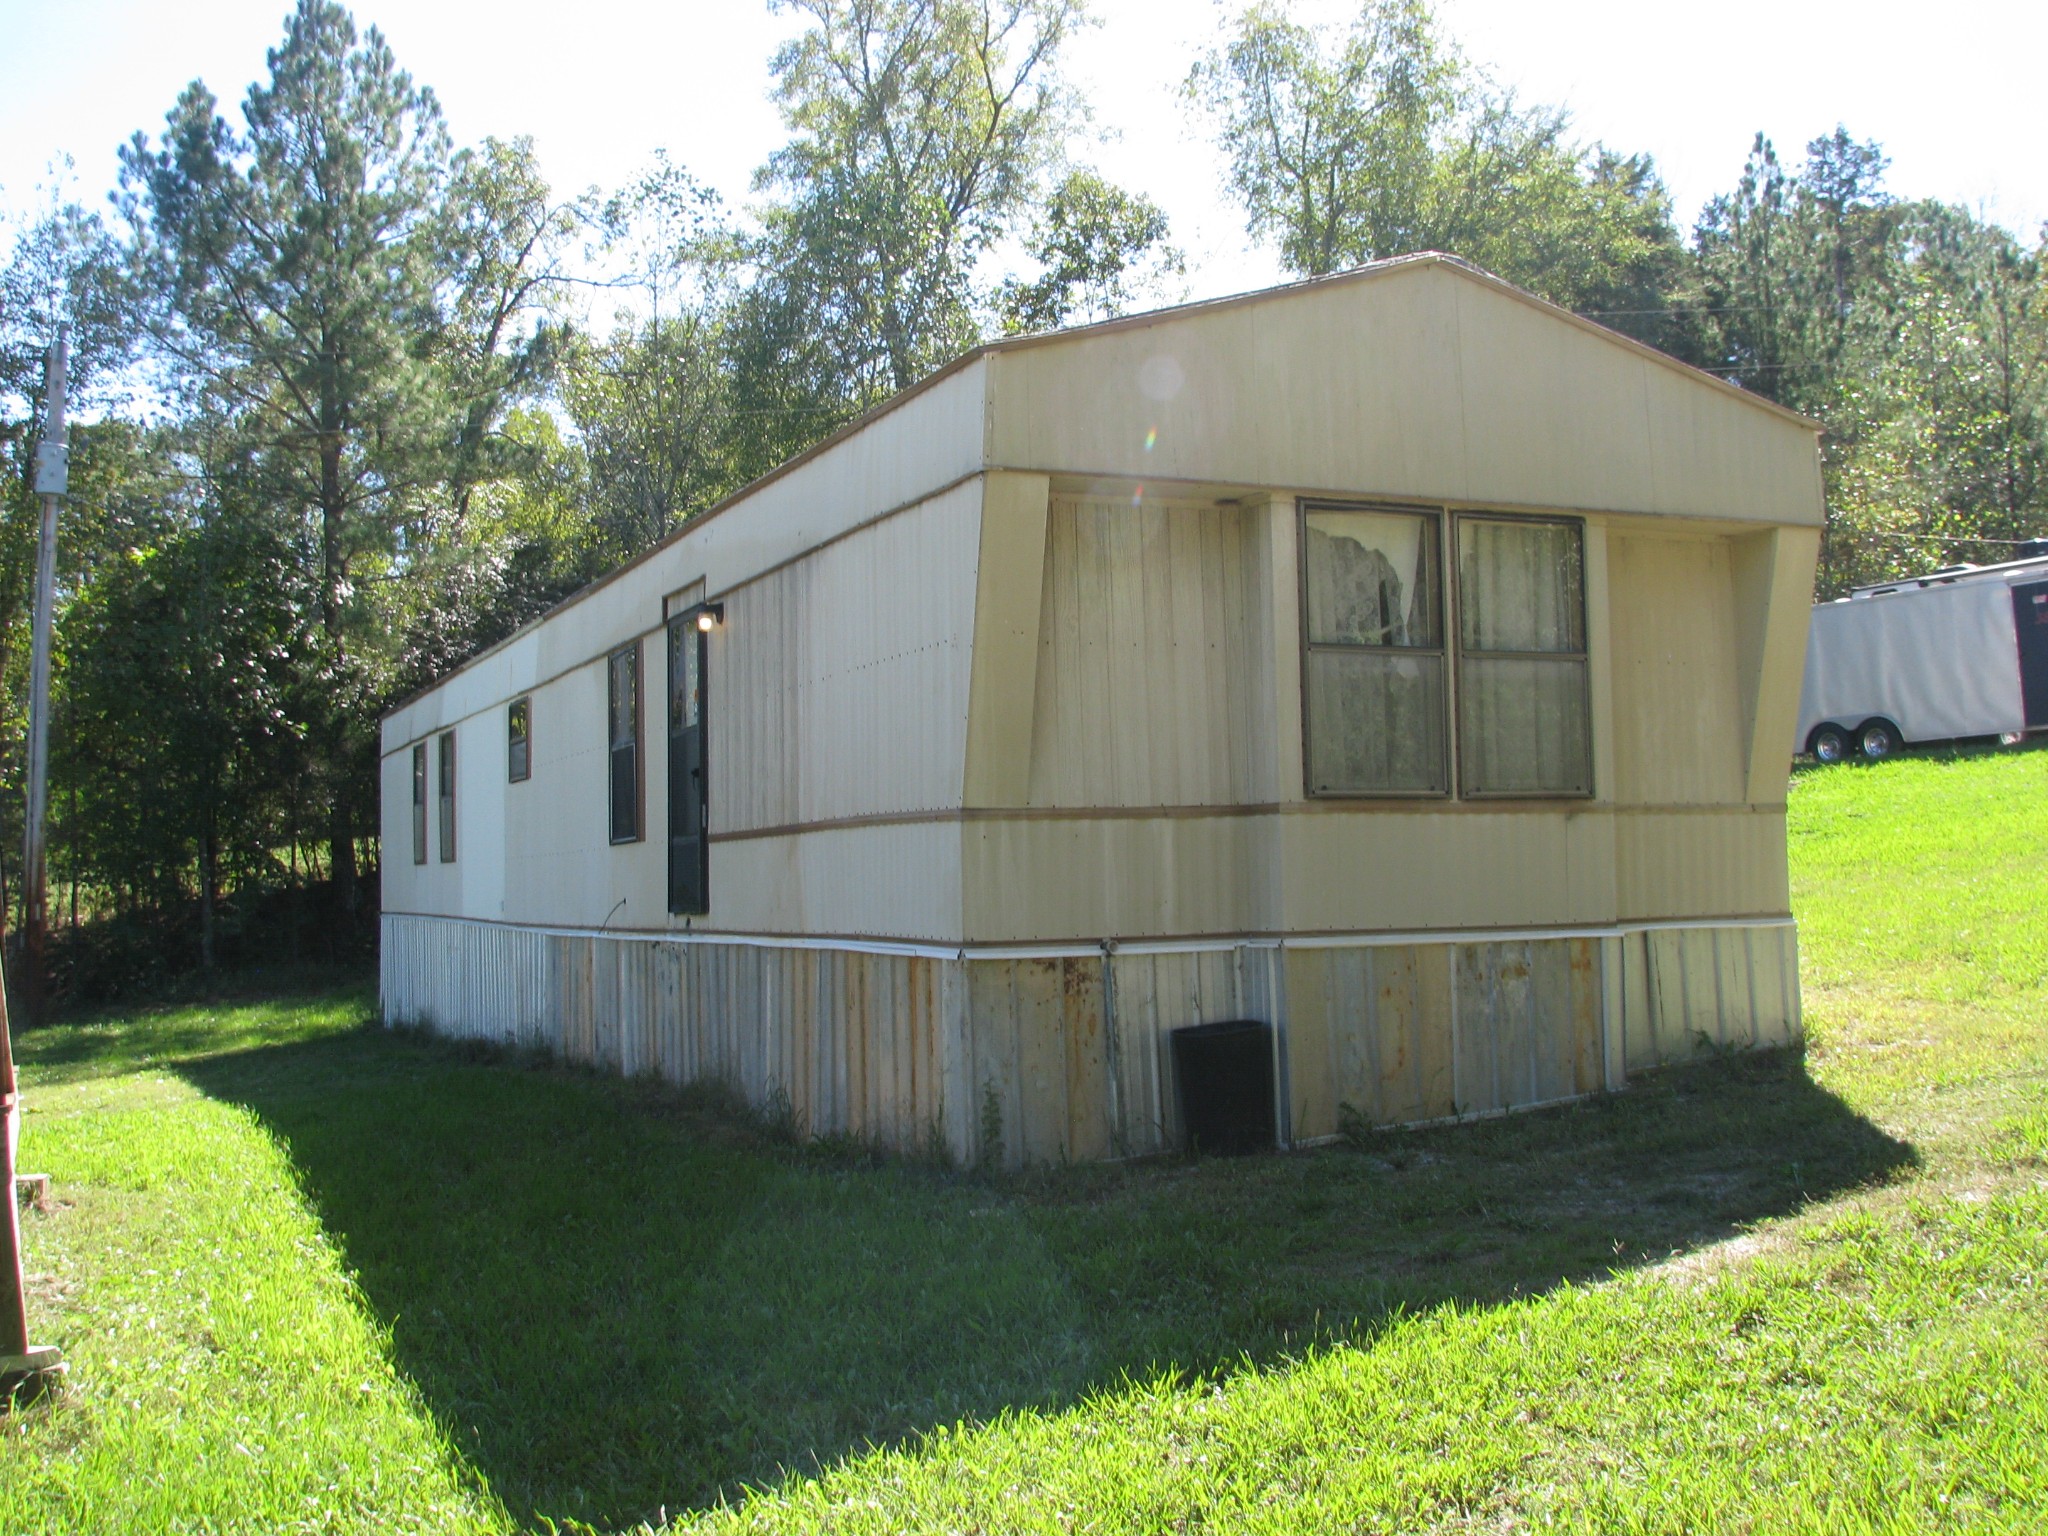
(960, 808), (1623, 945)
(384, 481), (980, 942)
(712, 821), (964, 943)
(985, 263), (1824, 529)
(1025, 496), (1265, 807)
(715, 478), (981, 832)
(1733, 526), (1821, 801)
(961, 473), (1053, 806)
(1614, 809), (1790, 921)
(1608, 532), (1746, 806)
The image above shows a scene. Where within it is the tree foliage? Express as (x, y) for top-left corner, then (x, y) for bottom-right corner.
(1187, 0), (1690, 346)
(113, 1), (577, 909)
(996, 170), (1183, 334)
(710, 0), (1181, 474)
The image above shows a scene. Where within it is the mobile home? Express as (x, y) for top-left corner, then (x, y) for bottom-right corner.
(380, 254), (1823, 1167)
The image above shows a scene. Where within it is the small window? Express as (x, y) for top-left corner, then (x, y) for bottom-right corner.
(411, 742), (428, 865)
(508, 696), (531, 782)
(1300, 505), (1448, 794)
(437, 731), (457, 862)
(608, 643), (641, 843)
(1454, 515), (1591, 796)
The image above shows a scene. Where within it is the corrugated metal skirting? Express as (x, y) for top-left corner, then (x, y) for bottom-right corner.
(381, 915), (1800, 1169)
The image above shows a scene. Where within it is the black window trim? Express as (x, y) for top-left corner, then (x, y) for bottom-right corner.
(667, 605), (712, 916)
(607, 641), (644, 845)
(410, 740), (428, 865)
(436, 729), (457, 863)
(507, 694), (532, 783)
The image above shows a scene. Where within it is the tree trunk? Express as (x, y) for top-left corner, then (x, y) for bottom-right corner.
(319, 427), (359, 916)
(199, 820), (218, 973)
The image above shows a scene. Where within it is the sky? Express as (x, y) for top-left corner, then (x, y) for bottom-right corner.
(2, 0), (2043, 312)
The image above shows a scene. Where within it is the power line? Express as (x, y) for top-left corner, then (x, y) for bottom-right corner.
(1850, 528), (2043, 546)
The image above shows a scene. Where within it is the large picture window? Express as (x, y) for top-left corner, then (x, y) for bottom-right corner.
(1300, 505), (1448, 794)
(608, 643), (641, 843)
(1299, 504), (1592, 800)
(1454, 516), (1591, 796)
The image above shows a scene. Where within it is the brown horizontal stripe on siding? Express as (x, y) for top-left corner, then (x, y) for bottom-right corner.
(708, 800), (1786, 843)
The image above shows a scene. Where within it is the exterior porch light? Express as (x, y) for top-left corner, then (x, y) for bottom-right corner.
(696, 603), (724, 632)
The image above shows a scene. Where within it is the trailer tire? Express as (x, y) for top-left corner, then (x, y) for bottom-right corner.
(1809, 724), (1851, 763)
(1857, 719), (1900, 761)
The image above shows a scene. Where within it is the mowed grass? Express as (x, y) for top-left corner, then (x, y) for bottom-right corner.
(4, 742), (2046, 1533)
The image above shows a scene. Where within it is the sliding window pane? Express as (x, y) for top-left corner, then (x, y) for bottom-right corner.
(1457, 656), (1591, 796)
(1458, 518), (1584, 654)
(1306, 650), (1448, 794)
(1304, 510), (1440, 647)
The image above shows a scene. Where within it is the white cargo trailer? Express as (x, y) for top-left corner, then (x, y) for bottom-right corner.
(1795, 554), (2048, 761)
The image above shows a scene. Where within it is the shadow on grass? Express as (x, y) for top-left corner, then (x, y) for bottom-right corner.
(1790, 730), (2048, 781)
(179, 1030), (1913, 1531)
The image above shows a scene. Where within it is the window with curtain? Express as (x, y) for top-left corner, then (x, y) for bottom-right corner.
(436, 731), (457, 862)
(608, 643), (641, 843)
(1300, 506), (1448, 794)
(1454, 516), (1591, 796)
(507, 696), (531, 782)
(410, 742), (427, 865)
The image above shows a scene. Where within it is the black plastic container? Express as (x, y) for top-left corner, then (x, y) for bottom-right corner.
(1170, 1019), (1276, 1155)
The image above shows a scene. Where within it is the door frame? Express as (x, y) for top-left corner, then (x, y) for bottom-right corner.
(667, 607), (711, 915)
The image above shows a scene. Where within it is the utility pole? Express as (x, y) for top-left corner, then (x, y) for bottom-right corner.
(2, 327), (68, 1403)
(23, 324), (68, 1027)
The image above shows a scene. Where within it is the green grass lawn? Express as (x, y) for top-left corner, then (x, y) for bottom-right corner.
(4, 743), (2046, 1533)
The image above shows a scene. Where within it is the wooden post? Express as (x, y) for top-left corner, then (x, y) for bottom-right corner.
(2, 940), (63, 1400)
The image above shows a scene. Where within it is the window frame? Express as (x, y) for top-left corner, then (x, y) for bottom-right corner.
(1296, 500), (1452, 800)
(1296, 501), (1596, 803)
(607, 641), (644, 845)
(1450, 510), (1594, 801)
(411, 741), (428, 865)
(436, 730), (457, 863)
(507, 695), (531, 783)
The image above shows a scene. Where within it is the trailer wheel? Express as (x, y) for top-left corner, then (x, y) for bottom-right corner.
(1810, 724), (1850, 763)
(1857, 720), (1900, 761)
